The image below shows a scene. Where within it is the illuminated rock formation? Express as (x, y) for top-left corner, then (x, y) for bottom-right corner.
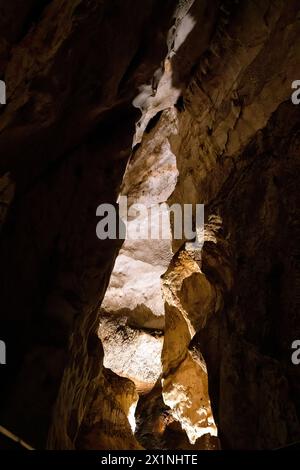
(0, 0), (299, 451)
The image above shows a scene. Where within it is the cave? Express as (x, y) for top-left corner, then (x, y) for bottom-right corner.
(0, 0), (300, 453)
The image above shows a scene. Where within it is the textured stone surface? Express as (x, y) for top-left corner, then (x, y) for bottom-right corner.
(99, 315), (163, 394)
(0, 0), (178, 448)
(99, 109), (178, 330)
(135, 380), (220, 450)
(74, 368), (142, 450)
(161, 250), (218, 444)
(165, 0), (300, 448)
(196, 103), (300, 449)
(0, 0), (299, 451)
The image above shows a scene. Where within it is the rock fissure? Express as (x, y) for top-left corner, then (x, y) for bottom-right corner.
(0, 0), (299, 451)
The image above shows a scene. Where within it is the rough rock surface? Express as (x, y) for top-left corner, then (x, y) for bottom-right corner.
(195, 104), (300, 449)
(99, 109), (179, 331)
(0, 0), (299, 451)
(0, 0), (178, 448)
(99, 315), (163, 394)
(165, 0), (300, 449)
(74, 368), (142, 450)
(161, 250), (218, 444)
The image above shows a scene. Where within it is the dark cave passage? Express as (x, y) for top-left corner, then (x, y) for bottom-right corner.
(0, 0), (299, 452)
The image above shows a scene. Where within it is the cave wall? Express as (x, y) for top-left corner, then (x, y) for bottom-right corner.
(198, 103), (300, 449)
(0, 0), (178, 448)
(0, 0), (299, 451)
(165, 0), (300, 449)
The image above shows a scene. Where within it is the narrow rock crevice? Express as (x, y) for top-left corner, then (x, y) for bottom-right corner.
(0, 0), (299, 451)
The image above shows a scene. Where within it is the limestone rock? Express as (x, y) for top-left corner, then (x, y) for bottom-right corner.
(99, 316), (163, 394)
(161, 250), (218, 444)
(0, 0), (299, 452)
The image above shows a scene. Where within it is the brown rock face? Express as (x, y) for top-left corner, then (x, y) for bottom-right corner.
(198, 104), (300, 449)
(0, 0), (299, 451)
(161, 250), (218, 444)
(0, 0), (178, 448)
(165, 0), (300, 448)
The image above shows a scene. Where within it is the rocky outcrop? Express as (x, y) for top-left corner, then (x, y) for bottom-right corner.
(164, 0), (300, 448)
(0, 0), (299, 451)
(161, 249), (220, 445)
(99, 108), (179, 331)
(0, 0), (178, 448)
(99, 315), (163, 394)
(196, 103), (300, 449)
(74, 368), (141, 450)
